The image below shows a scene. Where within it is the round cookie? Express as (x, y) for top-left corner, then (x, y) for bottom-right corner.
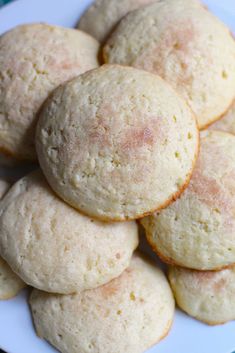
(0, 23), (99, 162)
(141, 130), (235, 270)
(169, 265), (235, 325)
(0, 180), (26, 299)
(78, 0), (156, 43)
(30, 253), (175, 353)
(209, 100), (235, 135)
(103, 0), (235, 129)
(36, 64), (199, 221)
(0, 257), (26, 300)
(0, 170), (138, 294)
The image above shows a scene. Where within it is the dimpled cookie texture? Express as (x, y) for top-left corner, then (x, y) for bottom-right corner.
(30, 253), (175, 353)
(141, 130), (235, 270)
(36, 64), (198, 221)
(169, 265), (235, 325)
(0, 180), (26, 299)
(209, 100), (235, 135)
(0, 170), (138, 294)
(78, 0), (156, 43)
(103, 0), (235, 129)
(0, 23), (99, 162)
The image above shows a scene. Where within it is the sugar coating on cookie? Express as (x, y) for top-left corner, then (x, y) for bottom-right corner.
(103, 0), (235, 129)
(169, 265), (235, 325)
(0, 170), (138, 294)
(30, 253), (175, 353)
(36, 64), (198, 221)
(209, 100), (235, 135)
(78, 0), (156, 43)
(0, 23), (99, 161)
(141, 130), (235, 270)
(0, 179), (26, 299)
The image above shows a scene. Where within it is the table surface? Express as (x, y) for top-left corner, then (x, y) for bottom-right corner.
(0, 0), (11, 6)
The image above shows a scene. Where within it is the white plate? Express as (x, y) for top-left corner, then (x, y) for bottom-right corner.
(0, 1), (235, 353)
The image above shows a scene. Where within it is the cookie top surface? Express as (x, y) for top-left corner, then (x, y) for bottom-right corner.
(30, 253), (175, 353)
(0, 257), (26, 300)
(141, 130), (235, 270)
(36, 64), (198, 221)
(0, 170), (138, 294)
(0, 179), (26, 299)
(103, 0), (235, 129)
(209, 100), (235, 135)
(169, 265), (235, 325)
(78, 0), (156, 43)
(0, 23), (99, 161)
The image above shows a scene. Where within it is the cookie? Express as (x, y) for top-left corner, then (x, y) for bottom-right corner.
(169, 265), (235, 325)
(0, 180), (10, 199)
(0, 257), (26, 300)
(209, 100), (235, 135)
(36, 64), (198, 221)
(30, 253), (175, 353)
(0, 180), (26, 299)
(141, 130), (235, 270)
(78, 0), (156, 43)
(103, 0), (235, 129)
(0, 170), (138, 294)
(0, 23), (99, 162)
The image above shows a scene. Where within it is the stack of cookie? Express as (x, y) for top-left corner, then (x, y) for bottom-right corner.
(0, 0), (235, 352)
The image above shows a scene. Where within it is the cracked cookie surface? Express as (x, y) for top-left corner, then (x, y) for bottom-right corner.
(36, 64), (198, 221)
(0, 180), (26, 299)
(0, 23), (99, 161)
(103, 0), (235, 129)
(141, 130), (235, 270)
(0, 170), (138, 293)
(30, 253), (174, 353)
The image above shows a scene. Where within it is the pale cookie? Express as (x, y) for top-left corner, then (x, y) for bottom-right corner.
(169, 265), (235, 325)
(78, 0), (156, 43)
(141, 130), (235, 270)
(0, 257), (26, 300)
(0, 180), (26, 299)
(103, 0), (235, 129)
(0, 180), (10, 199)
(0, 170), (138, 294)
(30, 253), (175, 353)
(209, 100), (235, 135)
(36, 64), (198, 221)
(0, 23), (99, 162)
